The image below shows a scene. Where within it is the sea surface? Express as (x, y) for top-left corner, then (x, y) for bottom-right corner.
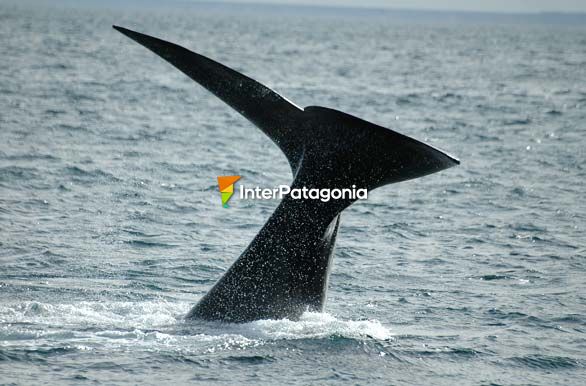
(1, 1), (585, 385)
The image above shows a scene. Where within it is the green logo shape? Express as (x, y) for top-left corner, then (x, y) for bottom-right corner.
(217, 176), (241, 208)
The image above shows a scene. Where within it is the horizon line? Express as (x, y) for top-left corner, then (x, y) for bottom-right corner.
(8, 0), (586, 17)
(185, 0), (586, 15)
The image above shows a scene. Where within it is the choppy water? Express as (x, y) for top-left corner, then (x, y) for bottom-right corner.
(1, 1), (586, 384)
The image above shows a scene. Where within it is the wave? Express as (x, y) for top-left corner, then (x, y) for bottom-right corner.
(508, 354), (580, 370)
(0, 301), (392, 355)
(209, 312), (393, 341)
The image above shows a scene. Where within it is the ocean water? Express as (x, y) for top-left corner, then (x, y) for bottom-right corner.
(1, 1), (585, 384)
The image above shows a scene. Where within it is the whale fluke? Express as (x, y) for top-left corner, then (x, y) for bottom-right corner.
(113, 25), (304, 170)
(113, 25), (459, 322)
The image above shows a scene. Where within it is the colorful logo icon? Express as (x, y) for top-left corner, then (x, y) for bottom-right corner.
(217, 176), (241, 208)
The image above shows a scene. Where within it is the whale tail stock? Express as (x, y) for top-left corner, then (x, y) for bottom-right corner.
(113, 26), (459, 322)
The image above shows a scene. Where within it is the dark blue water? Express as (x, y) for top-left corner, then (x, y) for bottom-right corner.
(1, 1), (585, 384)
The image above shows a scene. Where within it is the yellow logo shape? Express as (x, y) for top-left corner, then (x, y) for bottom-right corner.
(217, 176), (241, 208)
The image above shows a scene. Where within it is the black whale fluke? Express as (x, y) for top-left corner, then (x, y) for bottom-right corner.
(113, 25), (459, 323)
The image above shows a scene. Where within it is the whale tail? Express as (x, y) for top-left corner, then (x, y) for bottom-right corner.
(113, 25), (459, 322)
(113, 25), (458, 199)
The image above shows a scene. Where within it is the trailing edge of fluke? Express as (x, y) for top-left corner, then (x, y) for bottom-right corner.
(113, 25), (459, 323)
